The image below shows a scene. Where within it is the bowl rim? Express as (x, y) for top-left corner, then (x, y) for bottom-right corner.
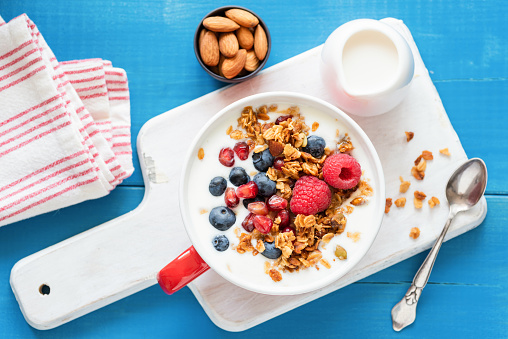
(179, 91), (385, 295)
(194, 6), (271, 83)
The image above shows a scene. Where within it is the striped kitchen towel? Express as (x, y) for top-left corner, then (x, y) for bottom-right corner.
(0, 14), (133, 227)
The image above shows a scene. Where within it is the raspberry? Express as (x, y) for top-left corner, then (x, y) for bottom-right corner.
(233, 142), (249, 160)
(219, 147), (235, 167)
(290, 176), (331, 215)
(322, 153), (362, 190)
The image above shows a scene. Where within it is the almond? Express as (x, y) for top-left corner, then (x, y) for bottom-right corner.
(268, 140), (284, 156)
(236, 27), (254, 49)
(219, 32), (239, 58)
(245, 49), (259, 72)
(225, 9), (259, 28)
(199, 30), (220, 67)
(254, 25), (268, 61)
(222, 49), (247, 79)
(203, 16), (240, 32)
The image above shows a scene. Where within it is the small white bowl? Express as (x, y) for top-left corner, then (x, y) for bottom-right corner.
(321, 19), (415, 117)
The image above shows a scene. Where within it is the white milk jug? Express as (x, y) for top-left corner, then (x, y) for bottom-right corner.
(321, 19), (414, 116)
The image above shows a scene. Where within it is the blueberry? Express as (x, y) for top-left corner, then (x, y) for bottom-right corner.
(212, 235), (229, 252)
(209, 206), (236, 231)
(253, 173), (276, 197)
(229, 167), (250, 187)
(261, 241), (282, 259)
(252, 149), (274, 172)
(209, 176), (227, 196)
(302, 135), (326, 158)
(243, 195), (265, 208)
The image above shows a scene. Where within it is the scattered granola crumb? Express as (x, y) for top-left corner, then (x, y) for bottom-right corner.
(199, 209), (208, 215)
(347, 231), (361, 242)
(411, 158), (426, 180)
(409, 227), (420, 239)
(421, 150), (433, 160)
(414, 198), (423, 209)
(250, 171), (258, 176)
(428, 196), (440, 208)
(440, 148), (451, 156)
(385, 198), (393, 213)
(320, 259), (332, 269)
(197, 148), (205, 160)
(269, 269), (282, 282)
(226, 125), (233, 135)
(414, 191), (427, 200)
(414, 191), (426, 209)
(394, 197), (406, 207)
(312, 122), (319, 132)
(405, 131), (414, 142)
(399, 176), (411, 193)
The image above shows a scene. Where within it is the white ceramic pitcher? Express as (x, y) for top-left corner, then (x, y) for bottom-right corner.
(321, 19), (414, 117)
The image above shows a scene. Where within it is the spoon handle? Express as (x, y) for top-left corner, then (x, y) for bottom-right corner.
(391, 210), (455, 331)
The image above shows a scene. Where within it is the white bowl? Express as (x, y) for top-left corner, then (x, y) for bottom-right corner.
(180, 91), (385, 295)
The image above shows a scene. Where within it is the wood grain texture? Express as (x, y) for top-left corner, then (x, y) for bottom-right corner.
(0, 0), (507, 337)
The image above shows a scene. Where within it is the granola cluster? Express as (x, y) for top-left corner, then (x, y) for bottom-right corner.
(229, 105), (372, 280)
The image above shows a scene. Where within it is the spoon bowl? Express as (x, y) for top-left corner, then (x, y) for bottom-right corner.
(446, 158), (488, 213)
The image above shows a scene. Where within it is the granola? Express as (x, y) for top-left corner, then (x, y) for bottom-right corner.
(229, 104), (371, 278)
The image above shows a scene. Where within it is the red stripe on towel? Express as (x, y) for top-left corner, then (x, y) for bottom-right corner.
(0, 40), (33, 61)
(0, 48), (37, 72)
(0, 159), (90, 203)
(0, 120), (71, 158)
(0, 102), (65, 139)
(0, 56), (43, 82)
(0, 150), (87, 194)
(0, 65), (46, 92)
(0, 176), (99, 222)
(0, 94), (60, 128)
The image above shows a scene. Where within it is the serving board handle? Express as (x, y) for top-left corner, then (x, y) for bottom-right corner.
(10, 189), (190, 330)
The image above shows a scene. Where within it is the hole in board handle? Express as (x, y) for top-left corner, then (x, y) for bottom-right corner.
(39, 284), (50, 295)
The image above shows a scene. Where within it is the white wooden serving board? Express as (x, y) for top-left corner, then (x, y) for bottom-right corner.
(10, 18), (487, 331)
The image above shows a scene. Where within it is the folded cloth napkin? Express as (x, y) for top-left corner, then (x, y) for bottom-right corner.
(0, 14), (133, 227)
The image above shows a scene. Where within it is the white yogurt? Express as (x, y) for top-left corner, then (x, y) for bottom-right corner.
(182, 98), (383, 295)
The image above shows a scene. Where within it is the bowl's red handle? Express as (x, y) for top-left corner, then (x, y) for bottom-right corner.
(157, 246), (210, 295)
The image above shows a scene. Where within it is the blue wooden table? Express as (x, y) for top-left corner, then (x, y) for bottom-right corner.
(1, 1), (507, 338)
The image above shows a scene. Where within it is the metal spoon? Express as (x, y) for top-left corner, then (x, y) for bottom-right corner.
(391, 158), (487, 331)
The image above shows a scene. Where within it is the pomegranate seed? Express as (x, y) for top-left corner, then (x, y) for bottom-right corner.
(275, 115), (292, 125)
(253, 215), (273, 234)
(233, 142), (250, 160)
(277, 209), (290, 227)
(248, 201), (269, 215)
(219, 147), (235, 167)
(281, 226), (295, 235)
(236, 181), (258, 199)
(267, 195), (288, 210)
(273, 157), (284, 170)
(242, 213), (255, 232)
(224, 187), (239, 208)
